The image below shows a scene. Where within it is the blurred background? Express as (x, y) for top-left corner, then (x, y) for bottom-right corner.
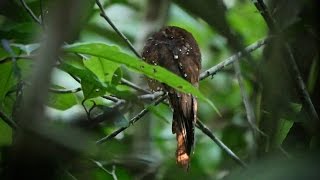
(0, 0), (319, 179)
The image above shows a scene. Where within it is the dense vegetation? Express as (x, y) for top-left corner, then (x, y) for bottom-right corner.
(0, 0), (319, 179)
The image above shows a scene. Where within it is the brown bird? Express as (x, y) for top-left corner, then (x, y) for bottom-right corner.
(142, 26), (201, 169)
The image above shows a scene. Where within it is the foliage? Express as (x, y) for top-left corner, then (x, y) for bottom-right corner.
(0, 0), (319, 179)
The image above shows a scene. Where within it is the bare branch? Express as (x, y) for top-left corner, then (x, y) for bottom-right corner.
(138, 91), (164, 100)
(95, 0), (141, 58)
(96, 94), (167, 144)
(200, 37), (270, 80)
(49, 87), (81, 94)
(91, 159), (118, 180)
(19, 0), (42, 25)
(196, 119), (247, 168)
(285, 44), (319, 122)
(121, 78), (151, 94)
(234, 62), (268, 138)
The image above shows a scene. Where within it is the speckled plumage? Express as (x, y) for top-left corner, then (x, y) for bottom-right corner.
(142, 26), (201, 169)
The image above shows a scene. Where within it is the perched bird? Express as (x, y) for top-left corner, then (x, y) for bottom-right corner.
(142, 26), (201, 169)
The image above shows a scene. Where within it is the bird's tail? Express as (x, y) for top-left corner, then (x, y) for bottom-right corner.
(170, 92), (197, 170)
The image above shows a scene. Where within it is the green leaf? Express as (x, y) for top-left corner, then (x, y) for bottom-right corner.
(47, 85), (78, 110)
(83, 56), (120, 83)
(64, 43), (220, 115)
(111, 67), (122, 85)
(83, 57), (106, 81)
(59, 62), (133, 100)
(274, 118), (294, 146)
(59, 62), (108, 99)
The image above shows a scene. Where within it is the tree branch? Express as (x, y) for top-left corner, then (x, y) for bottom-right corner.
(233, 60), (269, 156)
(200, 37), (270, 80)
(19, 0), (42, 25)
(95, 0), (141, 58)
(90, 159), (118, 180)
(49, 87), (81, 94)
(121, 78), (151, 94)
(96, 94), (167, 144)
(196, 119), (248, 168)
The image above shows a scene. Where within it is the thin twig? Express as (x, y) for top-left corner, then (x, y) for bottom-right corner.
(19, 0), (42, 25)
(138, 91), (164, 100)
(95, 0), (141, 58)
(285, 44), (319, 122)
(196, 119), (247, 168)
(91, 159), (118, 180)
(102, 95), (120, 103)
(0, 110), (17, 129)
(233, 61), (269, 158)
(234, 62), (268, 138)
(49, 87), (81, 94)
(121, 78), (151, 94)
(200, 37), (270, 80)
(96, 94), (167, 144)
(65, 170), (78, 180)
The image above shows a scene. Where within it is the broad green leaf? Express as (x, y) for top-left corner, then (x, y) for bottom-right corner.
(47, 85), (78, 110)
(59, 62), (133, 100)
(274, 118), (294, 146)
(59, 62), (108, 99)
(83, 56), (120, 83)
(112, 67), (122, 85)
(64, 43), (220, 115)
(83, 57), (106, 81)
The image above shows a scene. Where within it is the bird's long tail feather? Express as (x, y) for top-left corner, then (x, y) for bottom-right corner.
(170, 93), (197, 170)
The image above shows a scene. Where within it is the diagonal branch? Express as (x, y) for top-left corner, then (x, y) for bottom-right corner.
(196, 119), (247, 168)
(19, 0), (42, 25)
(233, 61), (269, 153)
(96, 94), (167, 144)
(95, 0), (141, 58)
(49, 87), (82, 94)
(200, 37), (270, 80)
